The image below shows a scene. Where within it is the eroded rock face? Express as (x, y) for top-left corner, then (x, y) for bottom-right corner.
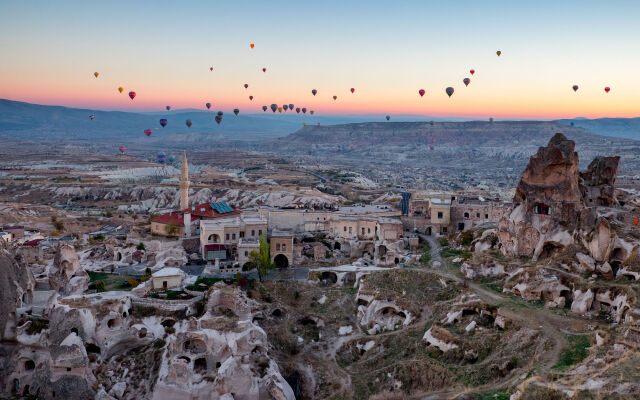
(580, 156), (620, 207)
(49, 244), (89, 295)
(0, 240), (35, 342)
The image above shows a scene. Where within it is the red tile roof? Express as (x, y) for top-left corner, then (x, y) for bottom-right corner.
(23, 239), (43, 246)
(151, 202), (241, 226)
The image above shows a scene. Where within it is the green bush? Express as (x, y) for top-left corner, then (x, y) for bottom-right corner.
(552, 334), (591, 370)
(95, 280), (106, 292)
(136, 242), (145, 251)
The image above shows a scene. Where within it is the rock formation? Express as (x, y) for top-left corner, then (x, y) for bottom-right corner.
(49, 244), (90, 295)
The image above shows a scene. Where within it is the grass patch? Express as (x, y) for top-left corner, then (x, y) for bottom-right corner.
(472, 390), (511, 400)
(87, 271), (135, 292)
(440, 248), (472, 259)
(185, 276), (225, 291)
(552, 334), (591, 370)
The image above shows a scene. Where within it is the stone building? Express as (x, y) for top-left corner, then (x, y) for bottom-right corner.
(270, 230), (294, 268)
(199, 216), (267, 264)
(151, 267), (185, 290)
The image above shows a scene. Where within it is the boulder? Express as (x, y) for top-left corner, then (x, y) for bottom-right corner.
(571, 289), (594, 313)
(576, 252), (596, 272)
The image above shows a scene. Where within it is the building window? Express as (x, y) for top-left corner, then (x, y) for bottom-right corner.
(476, 213), (480, 218)
(361, 227), (365, 235)
(348, 227), (352, 234)
(343, 226), (347, 232)
(534, 204), (551, 215)
(251, 230), (255, 236)
(463, 212), (469, 219)
(232, 233), (236, 240)
(437, 212), (443, 219)
(485, 214), (489, 219)
(442, 227), (448, 233)
(276, 243), (281, 251)
(244, 251), (248, 256)
(240, 231), (244, 238)
(282, 244), (286, 251)
(225, 234), (230, 241)
(368, 228), (371, 233)
(258, 230), (262, 236)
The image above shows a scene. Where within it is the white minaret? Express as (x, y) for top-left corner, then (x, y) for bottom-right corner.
(179, 151), (190, 211)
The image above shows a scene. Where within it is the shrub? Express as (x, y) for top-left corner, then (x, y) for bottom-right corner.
(128, 278), (139, 287)
(294, 290), (300, 299)
(460, 231), (474, 247)
(95, 280), (106, 292)
(50, 230), (60, 237)
(438, 237), (449, 247)
(136, 242), (145, 251)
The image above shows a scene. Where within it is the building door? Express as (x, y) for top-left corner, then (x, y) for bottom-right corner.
(163, 281), (168, 289)
(458, 223), (465, 231)
(426, 227), (432, 235)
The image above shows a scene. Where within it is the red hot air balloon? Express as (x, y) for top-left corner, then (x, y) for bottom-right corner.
(634, 218), (639, 225)
(302, 107), (307, 114)
(311, 89), (317, 96)
(350, 88), (355, 94)
(144, 129), (152, 136)
(186, 119), (192, 128)
(210, 67), (213, 71)
(244, 84), (248, 89)
(463, 78), (471, 87)
(295, 107), (301, 113)
(470, 69), (475, 75)
(573, 85), (579, 92)
(604, 87), (611, 93)
(118, 146), (126, 154)
(249, 95), (254, 100)
(128, 91), (136, 100)
(206, 103), (211, 109)
(418, 89), (425, 97)
(233, 108), (239, 116)
(262, 67), (267, 73)
(250, 43), (255, 49)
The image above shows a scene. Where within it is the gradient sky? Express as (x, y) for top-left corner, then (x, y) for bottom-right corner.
(1, 0), (639, 119)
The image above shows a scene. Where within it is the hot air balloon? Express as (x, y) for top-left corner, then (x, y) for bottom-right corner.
(270, 104), (277, 113)
(128, 91), (136, 100)
(385, 115), (390, 121)
(206, 103), (211, 109)
(470, 69), (475, 75)
(159, 119), (168, 127)
(262, 67), (267, 73)
(118, 87), (124, 93)
(166, 105), (171, 111)
(418, 89), (425, 97)
(446, 87), (454, 97)
(604, 87), (611, 93)
(186, 119), (192, 128)
(303, 122), (306, 126)
(634, 218), (639, 225)
(157, 153), (166, 164)
(463, 78), (471, 87)
(168, 154), (175, 163)
(89, 115), (95, 120)
(119, 146), (126, 154)
(233, 108), (239, 116)
(283, 104), (289, 111)
(210, 67), (214, 71)
(295, 107), (301, 113)
(289, 103), (294, 110)
(215, 115), (222, 124)
(94, 72), (99, 78)
(496, 50), (502, 56)
(249, 95), (254, 100)
(217, 111), (223, 116)
(572, 85), (579, 92)
(350, 88), (355, 94)
(262, 105), (268, 112)
(278, 107), (283, 113)
(244, 84), (248, 89)
(317, 123), (320, 126)
(302, 107), (307, 114)
(144, 129), (152, 136)
(250, 43), (255, 49)
(311, 89), (317, 96)
(310, 110), (314, 115)
(333, 95), (337, 100)
(429, 145), (434, 151)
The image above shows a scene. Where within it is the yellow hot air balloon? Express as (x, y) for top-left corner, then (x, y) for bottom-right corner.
(278, 107), (283, 113)
(118, 87), (124, 93)
(94, 72), (99, 78)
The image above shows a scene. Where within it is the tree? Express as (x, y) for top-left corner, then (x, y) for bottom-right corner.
(248, 233), (274, 282)
(166, 223), (179, 237)
(136, 242), (146, 251)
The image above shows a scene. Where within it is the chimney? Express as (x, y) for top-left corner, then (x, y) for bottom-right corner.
(184, 212), (191, 237)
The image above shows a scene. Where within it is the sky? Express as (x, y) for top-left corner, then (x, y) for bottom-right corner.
(1, 0), (639, 119)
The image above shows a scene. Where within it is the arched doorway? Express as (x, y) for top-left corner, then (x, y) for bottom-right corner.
(208, 234), (221, 243)
(274, 254), (289, 269)
(242, 262), (256, 271)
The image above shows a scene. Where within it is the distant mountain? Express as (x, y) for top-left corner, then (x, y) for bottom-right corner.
(0, 99), (454, 144)
(555, 117), (640, 140)
(272, 120), (632, 148)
